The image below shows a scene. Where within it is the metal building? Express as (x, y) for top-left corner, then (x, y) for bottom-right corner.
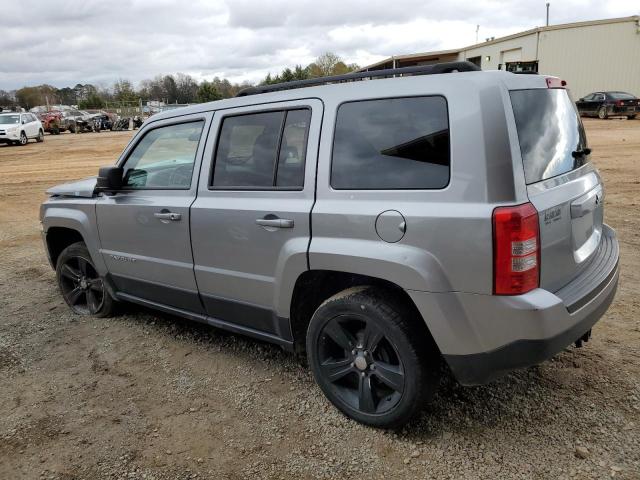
(362, 16), (640, 98)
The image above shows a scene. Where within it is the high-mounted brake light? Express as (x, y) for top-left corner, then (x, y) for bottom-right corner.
(545, 77), (567, 89)
(493, 203), (540, 295)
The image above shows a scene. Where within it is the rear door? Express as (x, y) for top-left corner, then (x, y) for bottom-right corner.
(190, 99), (321, 336)
(96, 114), (210, 312)
(510, 87), (603, 291)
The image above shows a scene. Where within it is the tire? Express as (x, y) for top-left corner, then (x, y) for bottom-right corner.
(56, 242), (116, 317)
(627, 115), (636, 120)
(18, 131), (28, 145)
(598, 106), (608, 119)
(36, 130), (44, 142)
(306, 286), (440, 429)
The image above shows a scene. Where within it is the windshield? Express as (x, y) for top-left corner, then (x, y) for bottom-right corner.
(0, 115), (20, 125)
(510, 88), (588, 184)
(608, 92), (635, 100)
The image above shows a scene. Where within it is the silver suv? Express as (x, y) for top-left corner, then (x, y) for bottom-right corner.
(41, 62), (619, 428)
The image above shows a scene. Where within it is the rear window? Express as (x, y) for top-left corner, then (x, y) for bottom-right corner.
(608, 92), (635, 100)
(331, 96), (450, 189)
(510, 89), (588, 184)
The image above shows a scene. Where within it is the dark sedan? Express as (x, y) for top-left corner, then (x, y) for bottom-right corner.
(576, 91), (639, 119)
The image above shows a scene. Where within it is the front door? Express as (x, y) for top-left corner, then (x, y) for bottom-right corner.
(191, 100), (322, 337)
(96, 114), (210, 312)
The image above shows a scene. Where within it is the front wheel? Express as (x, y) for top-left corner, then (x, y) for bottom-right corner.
(19, 131), (28, 145)
(598, 106), (608, 119)
(56, 242), (116, 317)
(306, 286), (440, 429)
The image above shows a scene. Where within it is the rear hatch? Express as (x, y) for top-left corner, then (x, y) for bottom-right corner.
(510, 86), (604, 292)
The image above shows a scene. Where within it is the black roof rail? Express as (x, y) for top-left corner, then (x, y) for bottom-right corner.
(236, 61), (481, 97)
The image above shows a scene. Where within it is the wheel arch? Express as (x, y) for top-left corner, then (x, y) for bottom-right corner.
(288, 270), (438, 356)
(46, 227), (85, 268)
(41, 206), (107, 274)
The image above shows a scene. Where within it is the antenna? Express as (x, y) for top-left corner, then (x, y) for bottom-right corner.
(546, 3), (550, 26)
(476, 24), (480, 43)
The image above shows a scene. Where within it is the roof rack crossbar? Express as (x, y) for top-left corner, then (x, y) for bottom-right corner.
(236, 61), (481, 97)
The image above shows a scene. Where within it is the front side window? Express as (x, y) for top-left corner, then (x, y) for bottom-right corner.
(122, 121), (204, 189)
(212, 109), (311, 189)
(331, 96), (450, 189)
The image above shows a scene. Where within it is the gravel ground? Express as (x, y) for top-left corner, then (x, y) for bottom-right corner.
(0, 121), (639, 479)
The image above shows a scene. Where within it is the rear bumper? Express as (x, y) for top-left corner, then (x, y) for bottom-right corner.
(409, 225), (619, 385)
(609, 106), (637, 115)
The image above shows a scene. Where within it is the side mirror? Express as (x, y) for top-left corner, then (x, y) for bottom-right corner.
(578, 98), (584, 102)
(22, 119), (26, 124)
(95, 166), (123, 193)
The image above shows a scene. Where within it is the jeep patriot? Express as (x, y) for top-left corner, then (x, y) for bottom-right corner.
(41, 62), (619, 428)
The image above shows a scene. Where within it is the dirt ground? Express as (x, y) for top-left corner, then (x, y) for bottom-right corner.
(0, 121), (639, 480)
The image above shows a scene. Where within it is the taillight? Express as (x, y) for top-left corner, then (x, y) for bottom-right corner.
(493, 202), (540, 295)
(616, 100), (623, 106)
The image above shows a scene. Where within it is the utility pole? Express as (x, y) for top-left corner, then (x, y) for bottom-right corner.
(476, 24), (480, 43)
(546, 3), (550, 26)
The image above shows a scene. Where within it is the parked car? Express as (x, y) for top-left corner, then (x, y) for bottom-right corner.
(0, 112), (44, 145)
(59, 110), (85, 133)
(576, 91), (639, 119)
(85, 111), (114, 131)
(40, 63), (619, 428)
(38, 111), (66, 135)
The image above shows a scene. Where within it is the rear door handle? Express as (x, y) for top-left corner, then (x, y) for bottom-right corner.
(255, 218), (294, 228)
(154, 212), (182, 221)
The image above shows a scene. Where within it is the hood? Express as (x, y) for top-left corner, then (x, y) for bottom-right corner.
(46, 177), (97, 198)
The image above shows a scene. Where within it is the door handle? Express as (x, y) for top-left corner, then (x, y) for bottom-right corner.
(255, 218), (294, 228)
(154, 212), (182, 221)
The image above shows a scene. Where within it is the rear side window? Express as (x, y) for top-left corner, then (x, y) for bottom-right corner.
(212, 109), (310, 189)
(510, 89), (588, 184)
(331, 96), (450, 190)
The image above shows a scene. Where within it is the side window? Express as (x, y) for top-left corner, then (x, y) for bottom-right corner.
(276, 109), (311, 188)
(331, 96), (450, 190)
(583, 94), (594, 101)
(122, 121), (204, 189)
(212, 109), (310, 189)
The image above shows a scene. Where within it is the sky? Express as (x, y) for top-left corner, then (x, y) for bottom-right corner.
(0, 0), (636, 90)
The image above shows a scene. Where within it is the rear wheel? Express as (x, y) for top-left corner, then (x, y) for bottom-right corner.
(306, 286), (439, 429)
(598, 106), (608, 119)
(627, 115), (636, 120)
(36, 130), (44, 142)
(56, 242), (116, 317)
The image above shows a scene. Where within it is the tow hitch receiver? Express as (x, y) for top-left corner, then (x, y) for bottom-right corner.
(575, 329), (592, 348)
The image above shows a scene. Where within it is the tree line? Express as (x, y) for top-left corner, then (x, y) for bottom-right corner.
(0, 53), (359, 110)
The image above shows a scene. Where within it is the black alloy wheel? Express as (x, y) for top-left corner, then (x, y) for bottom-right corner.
(317, 314), (406, 414)
(307, 287), (439, 428)
(58, 255), (105, 314)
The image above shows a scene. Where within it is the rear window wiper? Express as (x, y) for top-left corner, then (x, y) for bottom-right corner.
(571, 148), (591, 158)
